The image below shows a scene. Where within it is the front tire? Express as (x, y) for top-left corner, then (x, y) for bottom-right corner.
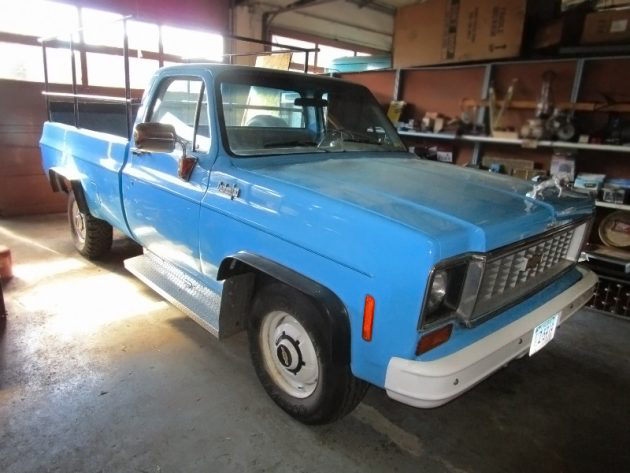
(67, 192), (112, 260)
(248, 282), (368, 424)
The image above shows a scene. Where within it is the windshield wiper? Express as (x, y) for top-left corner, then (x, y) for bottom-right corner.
(343, 137), (382, 145)
(321, 128), (384, 147)
(264, 140), (330, 152)
(264, 140), (317, 148)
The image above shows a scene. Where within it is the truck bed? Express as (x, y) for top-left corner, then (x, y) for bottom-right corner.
(49, 100), (139, 138)
(40, 120), (131, 234)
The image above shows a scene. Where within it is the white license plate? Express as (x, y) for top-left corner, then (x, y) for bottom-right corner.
(529, 314), (560, 356)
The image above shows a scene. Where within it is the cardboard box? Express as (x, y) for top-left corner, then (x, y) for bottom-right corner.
(595, 0), (630, 10)
(581, 8), (630, 44)
(533, 11), (585, 49)
(562, 0), (590, 11)
(393, 0), (526, 68)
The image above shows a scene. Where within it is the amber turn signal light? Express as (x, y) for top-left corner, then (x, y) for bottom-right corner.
(416, 324), (453, 355)
(362, 295), (375, 341)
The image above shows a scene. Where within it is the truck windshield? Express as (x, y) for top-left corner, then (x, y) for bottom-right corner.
(218, 73), (406, 157)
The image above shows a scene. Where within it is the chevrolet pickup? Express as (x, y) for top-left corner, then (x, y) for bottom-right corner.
(40, 64), (598, 424)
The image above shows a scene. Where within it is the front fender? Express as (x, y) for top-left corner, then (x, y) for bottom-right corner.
(218, 252), (350, 365)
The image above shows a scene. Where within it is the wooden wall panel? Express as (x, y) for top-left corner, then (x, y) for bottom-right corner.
(339, 71), (395, 107)
(400, 68), (485, 121)
(576, 58), (630, 139)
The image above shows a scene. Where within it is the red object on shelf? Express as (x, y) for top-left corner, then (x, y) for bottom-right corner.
(0, 245), (12, 280)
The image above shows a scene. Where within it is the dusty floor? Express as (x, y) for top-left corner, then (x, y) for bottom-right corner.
(1, 214), (629, 473)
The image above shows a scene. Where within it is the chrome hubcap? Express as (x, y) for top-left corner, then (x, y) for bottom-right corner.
(71, 201), (86, 243)
(260, 311), (319, 398)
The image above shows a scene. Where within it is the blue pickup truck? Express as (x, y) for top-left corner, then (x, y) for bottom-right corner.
(40, 64), (597, 424)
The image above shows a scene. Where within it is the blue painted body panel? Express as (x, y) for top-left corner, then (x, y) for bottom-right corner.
(39, 64), (595, 389)
(120, 69), (218, 280)
(40, 122), (132, 237)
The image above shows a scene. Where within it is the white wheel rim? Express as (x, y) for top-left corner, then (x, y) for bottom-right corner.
(260, 310), (319, 398)
(71, 200), (86, 243)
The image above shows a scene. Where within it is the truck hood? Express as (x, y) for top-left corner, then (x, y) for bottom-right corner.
(239, 153), (594, 252)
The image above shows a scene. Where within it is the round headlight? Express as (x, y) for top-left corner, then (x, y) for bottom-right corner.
(426, 270), (448, 313)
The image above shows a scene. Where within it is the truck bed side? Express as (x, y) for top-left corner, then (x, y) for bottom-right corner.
(40, 121), (131, 236)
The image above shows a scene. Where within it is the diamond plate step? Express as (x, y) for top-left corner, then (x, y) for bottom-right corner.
(124, 252), (221, 337)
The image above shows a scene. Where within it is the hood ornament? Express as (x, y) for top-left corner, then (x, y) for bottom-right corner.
(526, 173), (571, 200)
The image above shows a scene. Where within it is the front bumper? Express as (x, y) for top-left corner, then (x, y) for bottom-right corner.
(384, 266), (597, 408)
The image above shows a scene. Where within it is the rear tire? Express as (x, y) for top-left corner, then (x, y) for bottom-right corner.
(248, 282), (368, 424)
(67, 192), (112, 260)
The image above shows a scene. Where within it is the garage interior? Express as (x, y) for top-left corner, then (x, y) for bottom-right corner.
(1, 0), (630, 472)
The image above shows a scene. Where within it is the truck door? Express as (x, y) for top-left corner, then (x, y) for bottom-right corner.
(122, 75), (212, 275)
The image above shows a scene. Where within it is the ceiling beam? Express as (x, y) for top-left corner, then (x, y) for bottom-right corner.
(346, 0), (395, 15)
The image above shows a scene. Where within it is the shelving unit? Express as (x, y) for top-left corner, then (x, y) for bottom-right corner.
(397, 130), (630, 154)
(399, 55), (630, 165)
(583, 245), (630, 273)
(595, 201), (630, 211)
(340, 53), (630, 166)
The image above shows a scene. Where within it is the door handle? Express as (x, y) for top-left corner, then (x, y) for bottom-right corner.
(131, 148), (151, 156)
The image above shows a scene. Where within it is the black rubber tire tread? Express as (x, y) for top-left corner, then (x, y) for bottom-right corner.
(248, 281), (368, 424)
(67, 192), (113, 260)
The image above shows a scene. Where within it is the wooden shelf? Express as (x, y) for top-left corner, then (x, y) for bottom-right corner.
(474, 99), (630, 113)
(583, 244), (630, 273)
(398, 130), (630, 154)
(595, 201), (630, 211)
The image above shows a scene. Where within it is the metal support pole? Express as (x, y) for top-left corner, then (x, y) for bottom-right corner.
(158, 25), (164, 68)
(69, 35), (79, 128)
(393, 69), (403, 101)
(122, 19), (132, 139)
(42, 43), (51, 121)
(304, 51), (309, 73)
(77, 11), (88, 87)
(471, 63), (493, 166)
(0, 280), (6, 320)
(570, 58), (586, 118)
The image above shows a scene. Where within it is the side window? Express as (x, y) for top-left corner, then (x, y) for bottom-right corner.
(149, 77), (210, 153)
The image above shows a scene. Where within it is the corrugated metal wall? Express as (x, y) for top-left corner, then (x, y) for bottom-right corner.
(0, 80), (67, 216)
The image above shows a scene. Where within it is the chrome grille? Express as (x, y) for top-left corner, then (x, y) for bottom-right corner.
(472, 226), (576, 320)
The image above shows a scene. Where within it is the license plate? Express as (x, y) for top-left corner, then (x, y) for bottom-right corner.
(529, 314), (560, 356)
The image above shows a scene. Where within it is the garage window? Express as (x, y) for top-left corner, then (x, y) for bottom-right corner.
(0, 0), (79, 38)
(0, 1), (223, 88)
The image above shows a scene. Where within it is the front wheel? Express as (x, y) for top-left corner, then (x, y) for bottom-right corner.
(248, 283), (368, 424)
(67, 192), (112, 260)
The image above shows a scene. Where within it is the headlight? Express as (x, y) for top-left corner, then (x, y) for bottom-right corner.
(420, 258), (472, 327)
(426, 270), (448, 313)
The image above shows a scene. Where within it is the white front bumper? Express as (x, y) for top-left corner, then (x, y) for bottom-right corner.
(384, 266), (598, 408)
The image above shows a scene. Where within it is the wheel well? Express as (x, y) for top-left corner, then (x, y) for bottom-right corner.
(217, 255), (351, 365)
(48, 169), (89, 214)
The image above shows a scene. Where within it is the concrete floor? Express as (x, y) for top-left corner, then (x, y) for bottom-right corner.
(1, 214), (629, 473)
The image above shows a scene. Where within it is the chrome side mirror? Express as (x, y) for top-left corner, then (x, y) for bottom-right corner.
(134, 122), (177, 153)
(134, 122), (197, 181)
